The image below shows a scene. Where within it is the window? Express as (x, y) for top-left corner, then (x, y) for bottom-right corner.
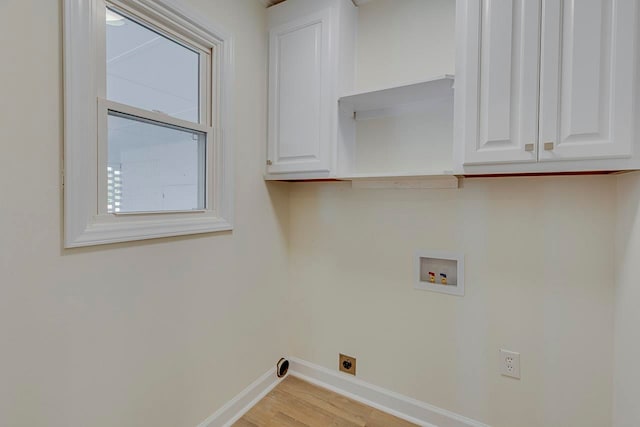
(64, 0), (233, 247)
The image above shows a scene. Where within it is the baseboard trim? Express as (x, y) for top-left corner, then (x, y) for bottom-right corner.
(197, 357), (489, 427)
(288, 357), (489, 427)
(196, 368), (281, 427)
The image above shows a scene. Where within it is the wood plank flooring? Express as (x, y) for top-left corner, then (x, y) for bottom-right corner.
(232, 376), (418, 427)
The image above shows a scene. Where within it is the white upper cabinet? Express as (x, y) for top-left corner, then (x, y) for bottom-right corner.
(458, 0), (541, 165)
(267, 9), (331, 176)
(266, 0), (357, 179)
(456, 0), (640, 173)
(266, 0), (638, 180)
(538, 0), (637, 162)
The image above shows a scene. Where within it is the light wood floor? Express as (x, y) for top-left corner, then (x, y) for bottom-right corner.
(232, 376), (418, 427)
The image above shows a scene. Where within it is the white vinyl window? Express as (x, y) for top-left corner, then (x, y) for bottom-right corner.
(63, 0), (234, 247)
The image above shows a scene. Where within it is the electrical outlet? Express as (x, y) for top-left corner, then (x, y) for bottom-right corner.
(339, 354), (356, 375)
(500, 349), (520, 379)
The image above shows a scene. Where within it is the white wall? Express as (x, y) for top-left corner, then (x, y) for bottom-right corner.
(0, 1), (289, 427)
(613, 172), (640, 427)
(288, 1), (615, 426)
(288, 177), (616, 427)
(355, 0), (455, 90)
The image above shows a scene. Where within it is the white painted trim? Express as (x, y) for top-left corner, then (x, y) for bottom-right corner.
(196, 368), (281, 427)
(287, 357), (490, 427)
(100, 99), (212, 133)
(63, 0), (234, 247)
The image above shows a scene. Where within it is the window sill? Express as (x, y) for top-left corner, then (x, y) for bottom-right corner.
(65, 213), (232, 248)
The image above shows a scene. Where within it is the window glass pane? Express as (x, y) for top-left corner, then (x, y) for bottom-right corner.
(106, 8), (200, 123)
(107, 111), (206, 213)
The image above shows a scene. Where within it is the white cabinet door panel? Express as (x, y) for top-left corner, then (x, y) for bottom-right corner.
(462, 0), (541, 165)
(268, 10), (332, 175)
(539, 0), (638, 161)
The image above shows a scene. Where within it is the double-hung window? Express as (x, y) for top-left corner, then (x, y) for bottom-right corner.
(63, 0), (233, 247)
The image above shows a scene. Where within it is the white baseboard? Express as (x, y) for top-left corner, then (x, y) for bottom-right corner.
(288, 357), (490, 427)
(196, 357), (489, 427)
(196, 368), (281, 427)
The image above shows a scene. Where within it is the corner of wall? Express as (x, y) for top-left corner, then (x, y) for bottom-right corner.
(612, 171), (640, 427)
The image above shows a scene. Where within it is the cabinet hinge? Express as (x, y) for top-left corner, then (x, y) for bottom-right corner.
(266, 160), (273, 166)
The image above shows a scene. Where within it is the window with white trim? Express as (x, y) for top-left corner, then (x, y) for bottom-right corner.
(63, 0), (233, 247)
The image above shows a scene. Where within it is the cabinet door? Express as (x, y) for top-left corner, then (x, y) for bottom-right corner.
(459, 0), (541, 165)
(267, 9), (332, 175)
(539, 0), (638, 162)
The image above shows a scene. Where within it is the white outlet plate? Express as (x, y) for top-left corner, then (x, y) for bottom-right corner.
(500, 349), (521, 379)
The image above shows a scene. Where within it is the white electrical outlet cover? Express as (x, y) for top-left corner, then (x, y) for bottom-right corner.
(500, 349), (521, 379)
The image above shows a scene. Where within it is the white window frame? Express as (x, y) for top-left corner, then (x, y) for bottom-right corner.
(63, 0), (234, 247)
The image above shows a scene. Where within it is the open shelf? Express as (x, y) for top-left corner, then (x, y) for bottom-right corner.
(339, 75), (454, 120)
(335, 74), (456, 185)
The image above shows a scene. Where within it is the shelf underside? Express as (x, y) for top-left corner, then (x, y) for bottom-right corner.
(340, 174), (459, 189)
(339, 75), (454, 120)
